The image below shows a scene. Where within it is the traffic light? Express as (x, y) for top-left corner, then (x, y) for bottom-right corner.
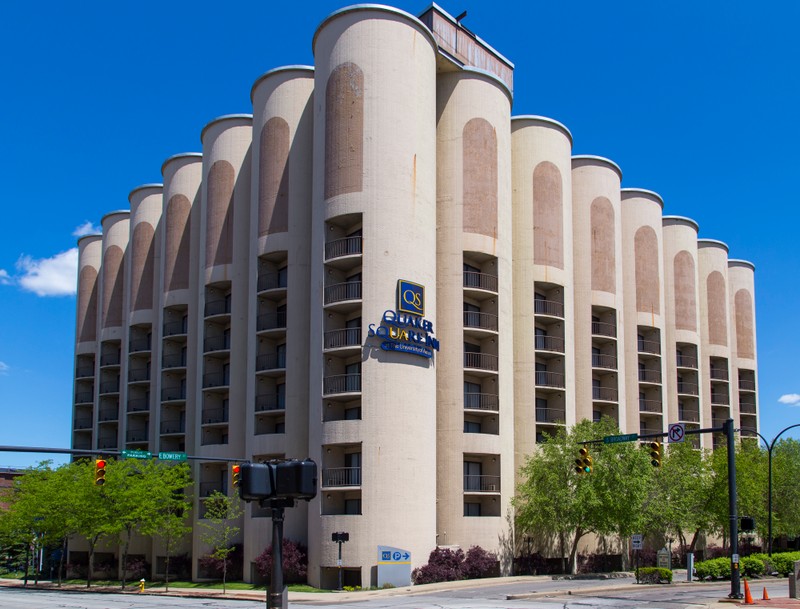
(232, 464), (241, 488)
(741, 516), (755, 532)
(574, 446), (593, 474)
(94, 459), (107, 486)
(649, 441), (662, 467)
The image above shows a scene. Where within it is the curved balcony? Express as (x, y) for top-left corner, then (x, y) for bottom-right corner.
(257, 311), (287, 334)
(128, 338), (151, 354)
(323, 328), (362, 353)
(463, 311), (498, 334)
(256, 353), (286, 375)
(676, 382), (699, 396)
(74, 390), (94, 405)
(592, 386), (618, 403)
(535, 371), (565, 389)
(76, 365), (95, 378)
(739, 379), (756, 392)
(739, 400), (757, 414)
(203, 335), (230, 354)
(202, 372), (229, 390)
(463, 352), (498, 374)
(638, 369), (662, 384)
(591, 321), (617, 339)
(125, 429), (148, 443)
(463, 271), (498, 294)
(678, 408), (700, 423)
(163, 320), (188, 338)
(324, 282), (362, 309)
(323, 374), (361, 397)
(257, 272), (288, 296)
(711, 393), (730, 406)
(73, 417), (93, 431)
(99, 381), (120, 395)
(535, 335), (565, 354)
(710, 368), (729, 381)
(638, 399), (662, 414)
(162, 353), (187, 370)
(535, 407), (566, 425)
(161, 387), (186, 402)
(534, 299), (564, 319)
(204, 299), (231, 318)
(98, 407), (119, 423)
(324, 236), (363, 264)
(322, 467), (361, 488)
(463, 475), (500, 493)
(100, 353), (121, 368)
(126, 398), (150, 413)
(160, 420), (185, 435)
(463, 392), (499, 412)
(676, 354), (698, 369)
(637, 340), (661, 356)
(128, 367), (150, 383)
(202, 408), (228, 425)
(592, 353), (617, 370)
(255, 394), (286, 413)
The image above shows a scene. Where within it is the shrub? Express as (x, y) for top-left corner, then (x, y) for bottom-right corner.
(769, 552), (800, 577)
(741, 556), (766, 577)
(197, 544), (243, 580)
(638, 567), (672, 584)
(254, 539), (308, 584)
(462, 546), (498, 579)
(412, 546), (497, 584)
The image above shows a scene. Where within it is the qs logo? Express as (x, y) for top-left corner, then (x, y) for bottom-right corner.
(397, 280), (424, 316)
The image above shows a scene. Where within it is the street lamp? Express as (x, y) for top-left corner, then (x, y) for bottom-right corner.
(740, 423), (800, 556)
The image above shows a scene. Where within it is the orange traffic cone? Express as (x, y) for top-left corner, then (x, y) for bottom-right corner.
(743, 579), (754, 605)
(763, 586), (770, 600)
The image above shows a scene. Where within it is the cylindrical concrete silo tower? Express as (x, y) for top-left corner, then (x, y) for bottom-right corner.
(310, 5), (438, 589)
(73, 234), (103, 452)
(125, 185), (163, 456)
(620, 189), (667, 439)
(193, 115), (252, 580)
(159, 153), (203, 462)
(697, 239), (733, 449)
(571, 157), (626, 428)
(245, 66), (315, 577)
(98, 211), (131, 452)
(727, 260), (758, 439)
(662, 217), (705, 447)
(436, 67), (512, 564)
(511, 116), (575, 470)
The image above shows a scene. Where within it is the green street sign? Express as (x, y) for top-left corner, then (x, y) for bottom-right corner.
(121, 449), (152, 459)
(603, 433), (638, 444)
(158, 451), (187, 461)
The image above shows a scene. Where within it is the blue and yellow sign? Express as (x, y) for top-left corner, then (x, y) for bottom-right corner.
(397, 280), (424, 316)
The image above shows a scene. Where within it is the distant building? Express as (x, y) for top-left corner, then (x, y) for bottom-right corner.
(0, 468), (23, 510)
(70, 3), (758, 588)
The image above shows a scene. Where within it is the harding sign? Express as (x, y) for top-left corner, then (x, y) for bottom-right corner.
(367, 280), (440, 359)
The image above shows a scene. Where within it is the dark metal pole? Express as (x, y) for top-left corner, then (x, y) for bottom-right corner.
(269, 505), (285, 609)
(768, 445), (773, 556)
(724, 419), (742, 599)
(338, 540), (343, 591)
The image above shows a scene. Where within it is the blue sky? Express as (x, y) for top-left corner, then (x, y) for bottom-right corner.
(1, 1), (798, 468)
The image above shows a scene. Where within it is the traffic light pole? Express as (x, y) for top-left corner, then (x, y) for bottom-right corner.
(266, 498), (294, 609)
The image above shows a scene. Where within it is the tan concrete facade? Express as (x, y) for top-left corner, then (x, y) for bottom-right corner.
(71, 2), (759, 589)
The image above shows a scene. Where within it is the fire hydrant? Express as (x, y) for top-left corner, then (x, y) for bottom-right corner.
(139, 579), (145, 593)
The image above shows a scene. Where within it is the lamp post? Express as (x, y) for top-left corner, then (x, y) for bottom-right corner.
(740, 423), (800, 556)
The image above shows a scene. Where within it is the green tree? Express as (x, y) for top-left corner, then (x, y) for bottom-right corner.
(772, 438), (800, 539)
(198, 491), (243, 592)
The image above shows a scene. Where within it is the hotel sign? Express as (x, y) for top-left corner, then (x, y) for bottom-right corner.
(367, 280), (439, 359)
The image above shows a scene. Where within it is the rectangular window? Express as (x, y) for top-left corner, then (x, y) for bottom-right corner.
(464, 420), (481, 433)
(464, 502), (481, 517)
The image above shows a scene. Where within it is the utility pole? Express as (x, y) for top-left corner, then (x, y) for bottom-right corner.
(723, 419), (742, 599)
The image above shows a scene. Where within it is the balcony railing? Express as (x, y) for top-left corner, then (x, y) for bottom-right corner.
(205, 299), (231, 317)
(126, 429), (148, 443)
(592, 354), (617, 370)
(202, 372), (229, 389)
(464, 475), (500, 492)
(199, 482), (225, 497)
(637, 340), (661, 355)
(463, 271), (498, 292)
(163, 320), (188, 336)
(679, 408), (700, 423)
(256, 394), (286, 412)
(160, 420), (185, 434)
(322, 467), (361, 487)
(324, 282), (362, 305)
(639, 400), (662, 414)
(257, 272), (287, 292)
(324, 328), (361, 350)
(74, 391), (94, 404)
(76, 365), (94, 378)
(98, 438), (117, 449)
(639, 427), (662, 437)
(638, 369), (662, 384)
(100, 353), (121, 367)
(128, 338), (151, 353)
(739, 379), (756, 391)
(323, 374), (362, 395)
(202, 408), (229, 425)
(591, 321), (617, 338)
(535, 335), (565, 353)
(162, 353), (187, 369)
(128, 367), (150, 382)
(203, 335), (230, 353)
(711, 393), (730, 406)
(73, 417), (92, 430)
(676, 354), (698, 369)
(592, 386), (618, 402)
(463, 311), (498, 332)
(256, 353), (286, 372)
(127, 398), (149, 413)
(98, 408), (118, 422)
(99, 381), (120, 394)
(463, 392), (499, 411)
(739, 401), (757, 414)
(536, 407), (566, 424)
(710, 368), (729, 381)
(161, 387), (186, 401)
(464, 352), (499, 372)
(676, 382), (699, 396)
(324, 236), (363, 260)
(535, 371), (565, 389)
(257, 311), (287, 332)
(534, 299), (564, 318)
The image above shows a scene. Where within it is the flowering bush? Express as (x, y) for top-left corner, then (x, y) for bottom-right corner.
(412, 546), (497, 584)
(254, 539), (308, 584)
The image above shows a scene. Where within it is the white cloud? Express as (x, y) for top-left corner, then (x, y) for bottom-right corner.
(778, 394), (800, 406)
(72, 221), (102, 238)
(15, 248), (78, 297)
(0, 361), (8, 375)
(0, 269), (11, 285)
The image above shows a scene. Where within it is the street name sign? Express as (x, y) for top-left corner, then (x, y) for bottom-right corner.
(158, 451), (187, 461)
(121, 449), (152, 459)
(603, 433), (638, 444)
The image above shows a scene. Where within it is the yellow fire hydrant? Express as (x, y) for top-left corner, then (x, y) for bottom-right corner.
(139, 579), (145, 593)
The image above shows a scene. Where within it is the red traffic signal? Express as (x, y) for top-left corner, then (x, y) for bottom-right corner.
(95, 459), (107, 486)
(232, 464), (242, 488)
